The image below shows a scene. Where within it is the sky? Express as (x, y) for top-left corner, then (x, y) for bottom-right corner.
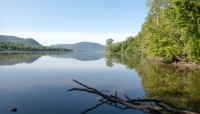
(0, 0), (149, 46)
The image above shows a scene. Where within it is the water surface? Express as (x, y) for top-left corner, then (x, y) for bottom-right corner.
(0, 52), (199, 114)
(0, 52), (144, 114)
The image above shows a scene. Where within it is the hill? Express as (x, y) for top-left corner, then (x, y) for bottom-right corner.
(0, 42), (72, 51)
(50, 42), (105, 52)
(0, 35), (72, 51)
(0, 35), (41, 46)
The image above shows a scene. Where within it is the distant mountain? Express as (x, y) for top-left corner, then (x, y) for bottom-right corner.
(50, 42), (105, 52)
(0, 35), (41, 46)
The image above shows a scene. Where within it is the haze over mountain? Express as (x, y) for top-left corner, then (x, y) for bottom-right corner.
(50, 42), (105, 52)
(0, 35), (41, 46)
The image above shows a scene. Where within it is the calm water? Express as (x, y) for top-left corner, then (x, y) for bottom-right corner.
(0, 52), (199, 114)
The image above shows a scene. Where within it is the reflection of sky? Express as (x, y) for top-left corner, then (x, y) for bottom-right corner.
(0, 56), (142, 89)
(0, 54), (144, 114)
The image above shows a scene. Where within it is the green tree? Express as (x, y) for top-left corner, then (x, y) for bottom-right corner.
(106, 0), (200, 63)
(106, 38), (114, 46)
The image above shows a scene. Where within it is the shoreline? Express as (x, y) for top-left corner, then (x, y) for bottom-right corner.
(148, 57), (200, 70)
(108, 53), (200, 70)
(171, 62), (200, 70)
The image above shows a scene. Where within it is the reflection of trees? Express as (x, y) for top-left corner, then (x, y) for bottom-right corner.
(106, 53), (200, 110)
(140, 63), (200, 110)
(0, 52), (68, 66)
(105, 60), (114, 67)
(70, 79), (200, 114)
(105, 53), (141, 69)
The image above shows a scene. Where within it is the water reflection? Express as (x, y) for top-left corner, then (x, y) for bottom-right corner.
(50, 52), (105, 61)
(0, 51), (70, 66)
(0, 51), (104, 66)
(0, 52), (41, 66)
(0, 52), (143, 114)
(0, 52), (199, 113)
(106, 54), (200, 110)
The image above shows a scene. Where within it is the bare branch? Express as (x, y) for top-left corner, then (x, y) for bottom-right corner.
(68, 79), (199, 114)
(81, 102), (104, 114)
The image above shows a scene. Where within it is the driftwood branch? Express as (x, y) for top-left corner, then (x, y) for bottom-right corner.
(80, 102), (104, 114)
(68, 79), (199, 114)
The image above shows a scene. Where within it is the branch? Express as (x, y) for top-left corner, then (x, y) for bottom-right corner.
(80, 102), (104, 114)
(68, 79), (199, 114)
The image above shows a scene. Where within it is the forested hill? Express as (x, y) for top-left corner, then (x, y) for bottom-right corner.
(106, 0), (200, 63)
(0, 35), (41, 46)
(0, 35), (72, 51)
(50, 42), (105, 52)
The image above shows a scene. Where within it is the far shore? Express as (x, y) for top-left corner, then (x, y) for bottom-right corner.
(0, 50), (73, 53)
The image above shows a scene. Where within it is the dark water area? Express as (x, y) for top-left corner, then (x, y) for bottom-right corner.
(0, 52), (199, 114)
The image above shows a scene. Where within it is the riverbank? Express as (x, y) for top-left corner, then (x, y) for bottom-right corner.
(107, 52), (200, 70)
(148, 57), (200, 70)
(172, 62), (200, 70)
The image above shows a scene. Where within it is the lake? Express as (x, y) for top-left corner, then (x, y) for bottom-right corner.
(0, 52), (199, 114)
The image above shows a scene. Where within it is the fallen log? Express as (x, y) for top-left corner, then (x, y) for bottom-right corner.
(68, 79), (199, 114)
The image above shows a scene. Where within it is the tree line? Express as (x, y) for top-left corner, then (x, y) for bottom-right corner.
(106, 0), (200, 63)
(0, 42), (72, 51)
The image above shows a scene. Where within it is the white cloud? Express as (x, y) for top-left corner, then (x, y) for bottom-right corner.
(0, 31), (136, 46)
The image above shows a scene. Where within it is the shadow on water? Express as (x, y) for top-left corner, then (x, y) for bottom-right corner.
(106, 53), (200, 110)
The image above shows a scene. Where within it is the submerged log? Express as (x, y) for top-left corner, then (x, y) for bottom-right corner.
(10, 108), (17, 112)
(68, 79), (199, 114)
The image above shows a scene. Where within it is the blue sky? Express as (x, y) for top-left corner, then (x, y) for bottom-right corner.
(0, 0), (149, 45)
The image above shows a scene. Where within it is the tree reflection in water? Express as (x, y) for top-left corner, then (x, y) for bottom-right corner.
(106, 53), (200, 110)
(69, 79), (200, 114)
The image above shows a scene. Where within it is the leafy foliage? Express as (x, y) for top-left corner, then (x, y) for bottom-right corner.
(106, 36), (140, 54)
(106, 0), (200, 63)
(106, 38), (114, 46)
